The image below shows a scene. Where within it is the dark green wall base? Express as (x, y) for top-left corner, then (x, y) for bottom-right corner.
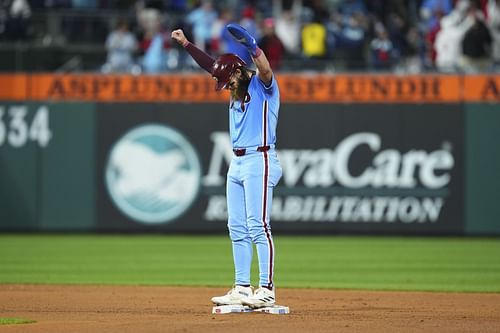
(465, 104), (500, 234)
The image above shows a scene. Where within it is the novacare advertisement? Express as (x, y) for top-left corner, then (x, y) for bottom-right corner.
(204, 131), (453, 224)
(97, 103), (463, 234)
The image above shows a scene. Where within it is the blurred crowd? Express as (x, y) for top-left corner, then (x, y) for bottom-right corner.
(1, 0), (500, 73)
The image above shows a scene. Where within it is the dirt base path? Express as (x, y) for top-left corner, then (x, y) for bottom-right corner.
(1, 285), (499, 333)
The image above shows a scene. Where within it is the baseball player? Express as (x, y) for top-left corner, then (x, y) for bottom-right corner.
(172, 23), (282, 308)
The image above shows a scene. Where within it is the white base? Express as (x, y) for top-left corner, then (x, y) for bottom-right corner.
(212, 304), (290, 315)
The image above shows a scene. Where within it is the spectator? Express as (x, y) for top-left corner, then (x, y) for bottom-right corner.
(274, 0), (302, 56)
(210, 8), (234, 56)
(423, 7), (446, 68)
(387, 12), (408, 64)
(331, 11), (367, 70)
(135, 0), (175, 72)
(185, 0), (217, 50)
(487, 0), (500, 68)
(301, 18), (328, 59)
(434, 0), (475, 72)
(370, 23), (394, 70)
(420, 0), (453, 32)
(142, 31), (169, 72)
(402, 26), (425, 73)
(139, 29), (170, 58)
(259, 18), (285, 69)
(239, 5), (260, 40)
(4, 0), (32, 41)
(460, 4), (492, 72)
(102, 20), (138, 73)
(4, 0), (497, 73)
(136, 0), (163, 40)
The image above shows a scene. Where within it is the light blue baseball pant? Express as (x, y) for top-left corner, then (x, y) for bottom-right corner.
(226, 148), (282, 289)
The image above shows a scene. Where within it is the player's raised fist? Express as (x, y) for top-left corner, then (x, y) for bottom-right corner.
(171, 29), (188, 46)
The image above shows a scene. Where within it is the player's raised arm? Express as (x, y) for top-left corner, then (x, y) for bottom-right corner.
(171, 29), (215, 74)
(226, 24), (273, 85)
(250, 48), (273, 86)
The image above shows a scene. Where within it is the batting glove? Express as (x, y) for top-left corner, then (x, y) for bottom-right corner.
(226, 23), (261, 57)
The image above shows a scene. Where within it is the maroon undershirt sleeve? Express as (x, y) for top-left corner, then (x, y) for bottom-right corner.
(184, 42), (215, 74)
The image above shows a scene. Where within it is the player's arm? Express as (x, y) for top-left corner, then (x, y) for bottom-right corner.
(171, 29), (215, 74)
(251, 49), (273, 86)
(226, 24), (273, 85)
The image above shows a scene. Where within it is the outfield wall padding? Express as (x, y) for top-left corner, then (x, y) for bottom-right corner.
(0, 102), (95, 231)
(465, 104), (500, 235)
(0, 73), (499, 235)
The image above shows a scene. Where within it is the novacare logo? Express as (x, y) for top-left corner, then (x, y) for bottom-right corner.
(105, 124), (201, 224)
(203, 132), (455, 224)
(203, 132), (454, 189)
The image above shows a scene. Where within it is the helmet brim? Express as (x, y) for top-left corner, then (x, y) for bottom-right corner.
(215, 79), (227, 91)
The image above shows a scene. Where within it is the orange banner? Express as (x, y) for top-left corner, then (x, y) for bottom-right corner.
(278, 74), (461, 103)
(0, 73), (499, 103)
(462, 75), (500, 102)
(0, 74), (28, 101)
(28, 74), (229, 102)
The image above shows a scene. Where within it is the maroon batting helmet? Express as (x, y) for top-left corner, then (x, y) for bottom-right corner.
(211, 54), (247, 91)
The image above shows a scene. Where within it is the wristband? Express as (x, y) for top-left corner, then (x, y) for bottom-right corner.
(253, 47), (262, 58)
(182, 40), (190, 47)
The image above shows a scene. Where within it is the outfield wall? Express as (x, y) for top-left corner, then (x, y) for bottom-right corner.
(0, 74), (499, 235)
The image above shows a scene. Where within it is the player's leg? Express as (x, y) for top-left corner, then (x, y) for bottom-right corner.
(241, 151), (281, 308)
(248, 185), (275, 289)
(227, 174), (253, 287)
(211, 161), (253, 305)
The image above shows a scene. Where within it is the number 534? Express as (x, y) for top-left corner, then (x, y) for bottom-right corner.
(0, 105), (52, 148)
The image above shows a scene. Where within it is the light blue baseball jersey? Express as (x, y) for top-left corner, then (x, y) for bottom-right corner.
(226, 73), (282, 289)
(229, 74), (279, 149)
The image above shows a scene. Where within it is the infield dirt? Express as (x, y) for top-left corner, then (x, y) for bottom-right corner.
(1, 285), (499, 332)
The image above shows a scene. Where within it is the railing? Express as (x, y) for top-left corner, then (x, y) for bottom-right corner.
(1, 9), (134, 71)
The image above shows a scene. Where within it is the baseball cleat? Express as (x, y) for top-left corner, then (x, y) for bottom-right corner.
(241, 286), (275, 308)
(211, 285), (253, 305)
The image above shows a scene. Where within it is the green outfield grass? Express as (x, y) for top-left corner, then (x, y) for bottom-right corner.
(0, 235), (499, 292)
(0, 318), (36, 325)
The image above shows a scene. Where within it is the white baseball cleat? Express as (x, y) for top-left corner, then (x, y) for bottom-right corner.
(241, 286), (275, 308)
(211, 285), (253, 305)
